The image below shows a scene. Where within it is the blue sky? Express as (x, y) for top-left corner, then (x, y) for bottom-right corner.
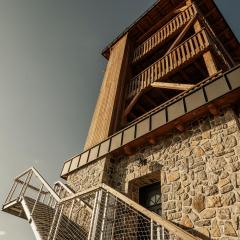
(0, 0), (239, 239)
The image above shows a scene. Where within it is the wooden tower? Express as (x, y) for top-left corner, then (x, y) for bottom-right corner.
(3, 0), (240, 239)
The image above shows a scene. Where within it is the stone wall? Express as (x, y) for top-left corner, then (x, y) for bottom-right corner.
(67, 157), (107, 193)
(106, 108), (240, 239)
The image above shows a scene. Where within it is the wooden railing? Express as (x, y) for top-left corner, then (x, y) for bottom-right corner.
(128, 28), (211, 98)
(133, 4), (197, 63)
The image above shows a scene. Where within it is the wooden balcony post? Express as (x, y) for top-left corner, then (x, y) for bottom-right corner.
(194, 21), (218, 76)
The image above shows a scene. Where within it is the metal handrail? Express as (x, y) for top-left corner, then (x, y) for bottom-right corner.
(58, 183), (200, 240)
(53, 181), (74, 195)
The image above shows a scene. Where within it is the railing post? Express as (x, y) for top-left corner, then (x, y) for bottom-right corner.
(19, 170), (32, 197)
(5, 180), (18, 203)
(162, 226), (165, 240)
(157, 225), (161, 240)
(47, 205), (59, 240)
(88, 190), (103, 240)
(67, 199), (75, 226)
(150, 220), (154, 240)
(99, 192), (109, 240)
(88, 191), (99, 240)
(31, 184), (44, 216)
(23, 171), (33, 197)
(52, 204), (64, 240)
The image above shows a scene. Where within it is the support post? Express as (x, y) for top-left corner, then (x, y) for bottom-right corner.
(31, 184), (44, 215)
(88, 190), (103, 240)
(19, 171), (32, 197)
(47, 205), (59, 240)
(157, 225), (161, 240)
(5, 181), (18, 203)
(150, 220), (154, 240)
(99, 192), (109, 240)
(52, 204), (64, 240)
(193, 20), (218, 76)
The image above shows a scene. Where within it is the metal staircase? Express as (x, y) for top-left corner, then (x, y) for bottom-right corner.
(2, 167), (201, 240)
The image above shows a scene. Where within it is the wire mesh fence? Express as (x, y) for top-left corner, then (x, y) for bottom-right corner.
(3, 168), (198, 240)
(50, 187), (197, 240)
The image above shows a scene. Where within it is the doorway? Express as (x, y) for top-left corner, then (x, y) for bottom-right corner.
(139, 182), (161, 215)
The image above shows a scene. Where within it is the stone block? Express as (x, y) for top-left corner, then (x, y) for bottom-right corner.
(222, 192), (236, 206)
(200, 209), (216, 219)
(218, 208), (231, 220)
(218, 178), (230, 188)
(224, 221), (237, 237)
(206, 196), (222, 208)
(182, 215), (193, 228)
(192, 194), (205, 213)
(211, 219), (221, 238)
(166, 171), (180, 183)
(205, 185), (219, 196)
(220, 184), (234, 194)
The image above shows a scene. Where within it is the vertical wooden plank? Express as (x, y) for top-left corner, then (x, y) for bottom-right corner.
(189, 38), (195, 56)
(169, 53), (173, 71)
(177, 47), (182, 65)
(157, 60), (162, 78)
(176, 15), (180, 28)
(181, 45), (186, 62)
(192, 35), (200, 53)
(184, 42), (190, 60)
(165, 55), (169, 74)
(163, 25), (167, 39)
(161, 59), (165, 76)
(172, 50), (177, 68)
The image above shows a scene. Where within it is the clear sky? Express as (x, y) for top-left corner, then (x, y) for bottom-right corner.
(0, 0), (239, 239)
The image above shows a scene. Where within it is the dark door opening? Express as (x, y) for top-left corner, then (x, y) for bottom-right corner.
(139, 182), (161, 215)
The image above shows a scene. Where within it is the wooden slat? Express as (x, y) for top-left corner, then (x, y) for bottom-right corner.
(166, 15), (197, 55)
(128, 29), (211, 98)
(132, 4), (197, 63)
(151, 82), (195, 91)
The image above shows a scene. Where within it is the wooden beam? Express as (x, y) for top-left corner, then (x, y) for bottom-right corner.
(151, 82), (195, 91)
(124, 90), (144, 117)
(166, 15), (197, 55)
(175, 123), (185, 132)
(208, 104), (220, 116)
(136, 102), (147, 114)
(143, 94), (158, 107)
(147, 137), (157, 145)
(186, 0), (192, 6)
(123, 146), (135, 156)
(174, 6), (188, 14)
(193, 20), (218, 76)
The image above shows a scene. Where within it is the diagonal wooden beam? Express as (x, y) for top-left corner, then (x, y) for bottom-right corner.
(124, 90), (146, 117)
(151, 82), (195, 91)
(143, 94), (158, 107)
(136, 102), (147, 114)
(165, 15), (197, 55)
(174, 6), (188, 14)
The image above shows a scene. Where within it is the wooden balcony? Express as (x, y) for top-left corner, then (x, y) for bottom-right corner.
(132, 4), (197, 63)
(128, 28), (211, 99)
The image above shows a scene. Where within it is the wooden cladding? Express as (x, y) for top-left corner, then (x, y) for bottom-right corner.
(132, 4), (197, 63)
(84, 34), (129, 150)
(61, 65), (240, 178)
(128, 29), (211, 99)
